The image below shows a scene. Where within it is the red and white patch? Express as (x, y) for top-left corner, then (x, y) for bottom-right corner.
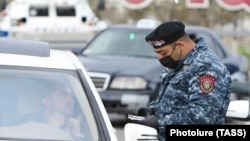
(148, 40), (166, 47)
(199, 74), (216, 94)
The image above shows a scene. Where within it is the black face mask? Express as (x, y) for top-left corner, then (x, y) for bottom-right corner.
(159, 55), (179, 69)
(159, 44), (182, 69)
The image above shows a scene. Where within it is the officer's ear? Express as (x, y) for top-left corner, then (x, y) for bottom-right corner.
(176, 40), (185, 51)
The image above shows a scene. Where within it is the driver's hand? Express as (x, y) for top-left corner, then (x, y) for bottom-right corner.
(47, 112), (66, 128)
(67, 117), (82, 139)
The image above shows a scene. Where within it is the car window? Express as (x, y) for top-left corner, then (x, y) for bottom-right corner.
(29, 6), (49, 17)
(83, 28), (157, 58)
(0, 68), (98, 141)
(56, 6), (76, 16)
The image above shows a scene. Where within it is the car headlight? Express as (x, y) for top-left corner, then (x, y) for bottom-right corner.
(110, 76), (147, 90)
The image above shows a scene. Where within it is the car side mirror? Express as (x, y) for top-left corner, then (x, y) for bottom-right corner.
(226, 100), (250, 120)
(124, 123), (159, 141)
(71, 47), (83, 55)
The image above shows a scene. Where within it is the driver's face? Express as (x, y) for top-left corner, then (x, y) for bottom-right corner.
(51, 87), (74, 117)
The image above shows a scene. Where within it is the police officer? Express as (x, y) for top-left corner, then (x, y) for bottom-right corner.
(132, 21), (232, 141)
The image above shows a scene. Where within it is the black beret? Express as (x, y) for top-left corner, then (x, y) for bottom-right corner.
(145, 21), (185, 48)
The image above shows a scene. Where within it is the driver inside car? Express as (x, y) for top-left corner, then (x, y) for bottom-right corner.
(41, 85), (83, 140)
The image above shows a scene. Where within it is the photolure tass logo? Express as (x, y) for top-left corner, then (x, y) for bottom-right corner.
(165, 125), (250, 140)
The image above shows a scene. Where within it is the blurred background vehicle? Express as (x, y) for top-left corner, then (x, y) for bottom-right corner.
(0, 0), (107, 49)
(72, 19), (249, 116)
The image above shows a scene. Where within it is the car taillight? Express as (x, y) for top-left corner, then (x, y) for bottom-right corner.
(1, 11), (7, 17)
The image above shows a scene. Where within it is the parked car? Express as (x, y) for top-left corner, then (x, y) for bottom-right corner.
(72, 20), (249, 116)
(0, 38), (119, 141)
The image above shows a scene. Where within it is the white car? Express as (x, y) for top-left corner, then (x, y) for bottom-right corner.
(0, 38), (118, 141)
(0, 0), (107, 49)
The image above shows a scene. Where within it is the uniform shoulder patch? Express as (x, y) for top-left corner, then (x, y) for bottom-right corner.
(199, 74), (216, 94)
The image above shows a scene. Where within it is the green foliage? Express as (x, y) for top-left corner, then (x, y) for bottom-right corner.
(238, 46), (250, 63)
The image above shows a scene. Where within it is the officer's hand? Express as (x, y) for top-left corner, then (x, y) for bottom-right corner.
(134, 107), (153, 116)
(133, 115), (158, 130)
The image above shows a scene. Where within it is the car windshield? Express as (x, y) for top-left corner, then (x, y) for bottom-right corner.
(83, 28), (157, 58)
(0, 68), (98, 141)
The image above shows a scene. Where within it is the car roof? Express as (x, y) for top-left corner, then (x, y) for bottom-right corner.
(0, 38), (82, 70)
(185, 25), (220, 36)
(107, 24), (143, 30)
(107, 23), (218, 33)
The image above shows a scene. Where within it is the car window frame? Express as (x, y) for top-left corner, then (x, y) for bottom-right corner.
(77, 69), (112, 140)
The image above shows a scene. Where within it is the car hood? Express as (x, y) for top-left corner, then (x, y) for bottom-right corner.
(77, 55), (163, 82)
